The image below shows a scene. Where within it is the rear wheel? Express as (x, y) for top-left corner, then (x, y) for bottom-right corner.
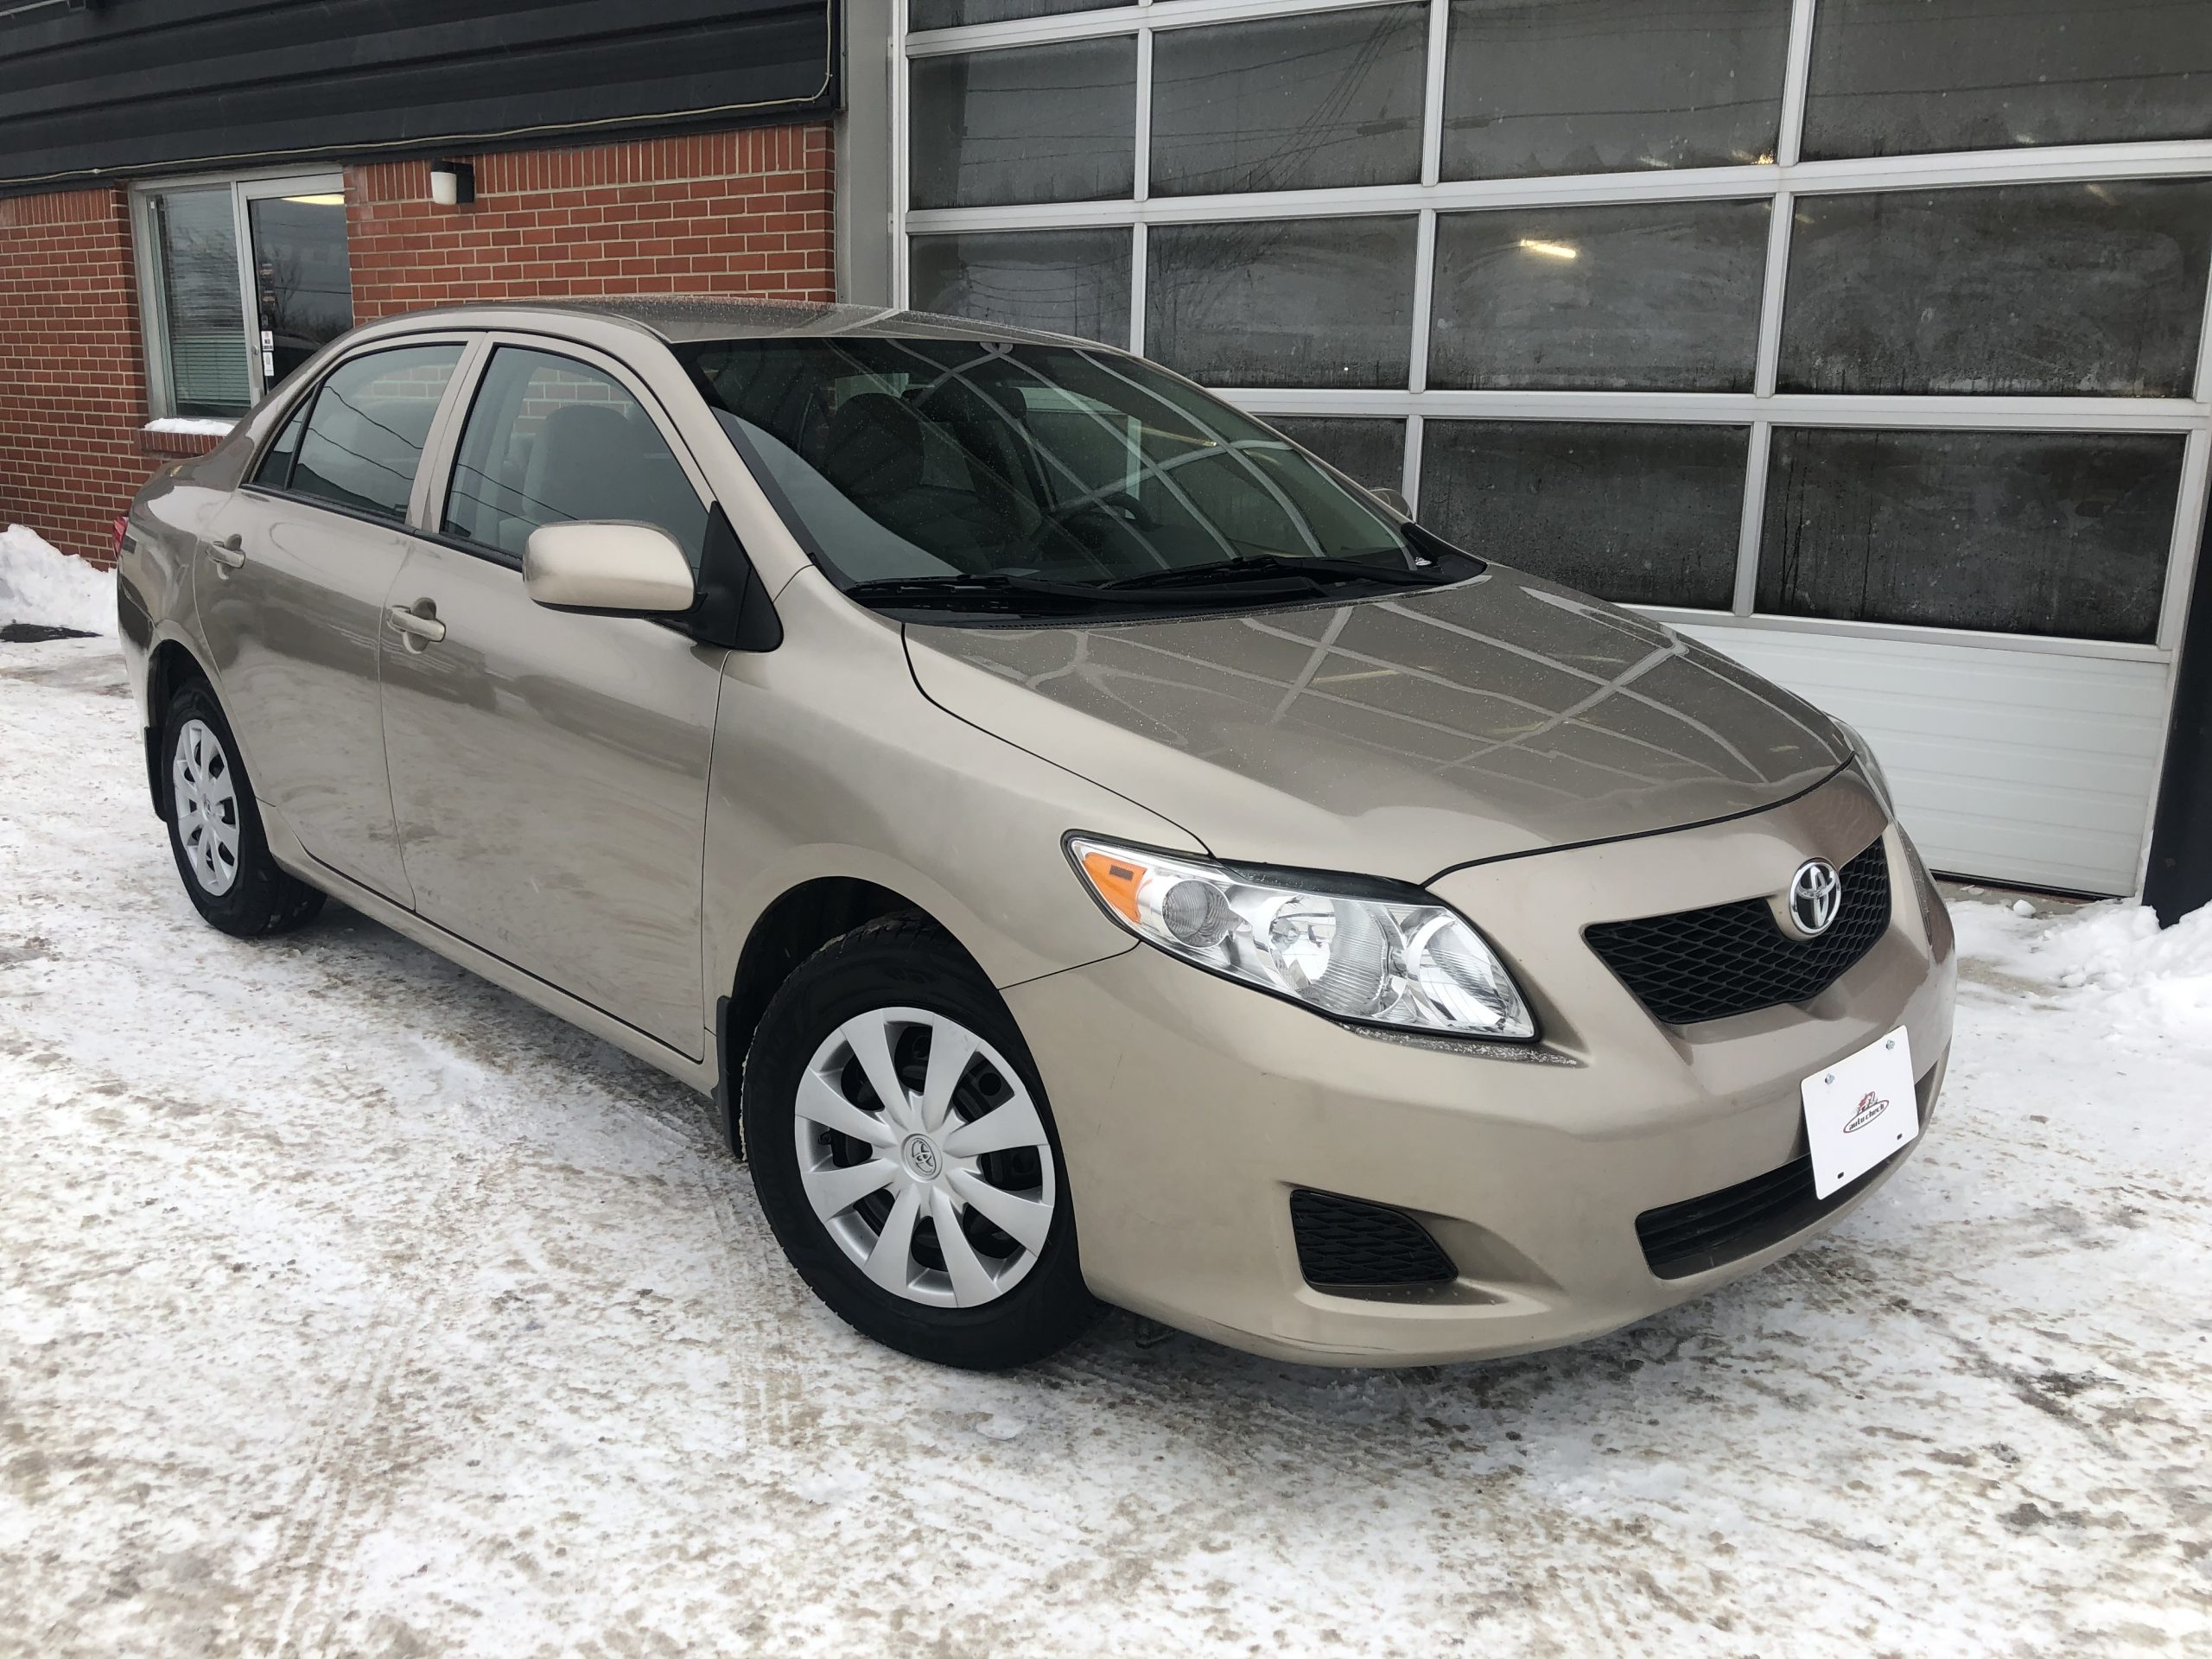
(743, 915), (1101, 1369)
(161, 679), (325, 938)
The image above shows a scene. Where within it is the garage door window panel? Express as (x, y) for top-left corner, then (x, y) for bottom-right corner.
(908, 39), (1136, 210)
(1780, 180), (2212, 398)
(908, 228), (1132, 345)
(1269, 418), (1408, 498)
(1757, 429), (2184, 644)
(1150, 6), (1429, 197)
(1429, 200), (1770, 393)
(1441, 0), (1791, 181)
(442, 347), (709, 568)
(1419, 420), (1750, 611)
(1802, 0), (2212, 161)
(289, 345), (463, 522)
(911, 0), (1118, 29)
(1147, 217), (1419, 390)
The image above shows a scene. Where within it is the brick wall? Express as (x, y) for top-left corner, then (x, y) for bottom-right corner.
(0, 121), (836, 569)
(0, 188), (149, 565)
(346, 124), (835, 317)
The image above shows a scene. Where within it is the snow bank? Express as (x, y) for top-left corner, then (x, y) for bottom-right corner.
(1953, 894), (2212, 1039)
(0, 523), (116, 635)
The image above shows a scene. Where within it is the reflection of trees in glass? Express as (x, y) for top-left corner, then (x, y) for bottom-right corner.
(250, 198), (354, 347)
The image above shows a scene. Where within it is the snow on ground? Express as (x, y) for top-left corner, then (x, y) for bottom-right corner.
(0, 527), (114, 636)
(1, 635), (2207, 1659)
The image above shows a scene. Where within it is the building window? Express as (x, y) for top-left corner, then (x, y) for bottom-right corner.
(1421, 421), (1751, 611)
(1442, 0), (1791, 180)
(906, 39), (1135, 210)
(135, 172), (352, 419)
(1429, 200), (1771, 392)
(908, 227), (1132, 342)
(1802, 0), (2212, 160)
(1146, 216), (1421, 389)
(1758, 428), (2183, 644)
(1780, 179), (2212, 397)
(1150, 6), (1429, 197)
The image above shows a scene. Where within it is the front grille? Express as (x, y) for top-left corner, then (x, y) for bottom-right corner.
(1290, 1189), (1456, 1288)
(1635, 1143), (1910, 1280)
(1586, 838), (1891, 1026)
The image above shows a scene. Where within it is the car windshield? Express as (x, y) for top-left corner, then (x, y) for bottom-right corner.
(677, 335), (1460, 613)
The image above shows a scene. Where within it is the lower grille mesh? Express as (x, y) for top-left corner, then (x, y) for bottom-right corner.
(1636, 1142), (1909, 1279)
(1290, 1189), (1456, 1287)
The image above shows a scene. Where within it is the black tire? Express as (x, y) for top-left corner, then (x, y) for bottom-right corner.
(743, 914), (1102, 1370)
(159, 677), (326, 938)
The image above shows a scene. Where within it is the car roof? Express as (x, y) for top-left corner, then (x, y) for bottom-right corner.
(372, 296), (1103, 351)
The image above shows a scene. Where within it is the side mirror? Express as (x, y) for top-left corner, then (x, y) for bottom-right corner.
(523, 522), (696, 616)
(1370, 486), (1412, 518)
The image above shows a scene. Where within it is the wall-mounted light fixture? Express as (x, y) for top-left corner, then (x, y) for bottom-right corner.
(429, 161), (476, 207)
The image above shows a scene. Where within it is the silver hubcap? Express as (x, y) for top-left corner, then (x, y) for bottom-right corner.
(795, 1007), (1056, 1309)
(171, 718), (241, 897)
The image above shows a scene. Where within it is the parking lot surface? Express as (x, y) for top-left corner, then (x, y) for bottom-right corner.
(3, 636), (2207, 1657)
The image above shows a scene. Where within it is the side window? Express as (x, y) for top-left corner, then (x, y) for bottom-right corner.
(289, 343), (463, 521)
(251, 396), (312, 489)
(443, 346), (709, 567)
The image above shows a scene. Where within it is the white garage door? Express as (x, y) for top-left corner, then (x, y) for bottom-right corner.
(1676, 623), (2177, 896)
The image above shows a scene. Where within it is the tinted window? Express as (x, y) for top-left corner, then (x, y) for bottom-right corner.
(1147, 217), (1419, 389)
(443, 348), (709, 566)
(251, 398), (311, 490)
(909, 228), (1132, 343)
(1758, 429), (2183, 642)
(1442, 0), (1790, 180)
(289, 344), (462, 521)
(1804, 0), (2212, 160)
(1421, 420), (1749, 610)
(1780, 180), (2212, 397)
(1430, 200), (1770, 392)
(908, 39), (1136, 209)
(1150, 6), (1428, 196)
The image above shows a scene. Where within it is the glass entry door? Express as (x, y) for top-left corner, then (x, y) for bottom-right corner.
(240, 176), (353, 391)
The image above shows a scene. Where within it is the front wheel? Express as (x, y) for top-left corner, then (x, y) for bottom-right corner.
(742, 915), (1101, 1370)
(160, 679), (325, 938)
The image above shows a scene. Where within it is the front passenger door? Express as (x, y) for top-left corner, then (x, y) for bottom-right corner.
(378, 342), (727, 1056)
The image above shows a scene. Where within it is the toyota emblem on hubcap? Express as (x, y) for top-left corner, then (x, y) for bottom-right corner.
(1787, 858), (1842, 938)
(901, 1133), (943, 1181)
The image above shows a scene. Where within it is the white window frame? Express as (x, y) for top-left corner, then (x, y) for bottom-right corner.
(130, 168), (347, 419)
(892, 0), (2212, 670)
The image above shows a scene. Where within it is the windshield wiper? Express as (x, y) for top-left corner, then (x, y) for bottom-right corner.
(1095, 551), (1459, 592)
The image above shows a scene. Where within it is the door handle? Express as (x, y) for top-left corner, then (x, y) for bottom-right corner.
(207, 533), (245, 570)
(387, 603), (447, 645)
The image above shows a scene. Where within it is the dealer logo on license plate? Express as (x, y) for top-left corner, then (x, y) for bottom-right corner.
(1801, 1027), (1919, 1199)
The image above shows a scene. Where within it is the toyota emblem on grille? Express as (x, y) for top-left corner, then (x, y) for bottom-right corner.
(1786, 858), (1842, 938)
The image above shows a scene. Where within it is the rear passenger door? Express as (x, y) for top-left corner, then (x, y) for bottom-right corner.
(378, 339), (727, 1057)
(200, 339), (469, 901)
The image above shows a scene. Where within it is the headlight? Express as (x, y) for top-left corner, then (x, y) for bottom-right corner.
(1832, 718), (1895, 813)
(1067, 836), (1536, 1041)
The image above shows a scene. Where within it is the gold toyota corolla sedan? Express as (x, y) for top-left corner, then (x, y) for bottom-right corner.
(118, 301), (1956, 1370)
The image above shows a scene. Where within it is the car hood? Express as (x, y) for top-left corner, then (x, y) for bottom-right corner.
(902, 567), (1847, 883)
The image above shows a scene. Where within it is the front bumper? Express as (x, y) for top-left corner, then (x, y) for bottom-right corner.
(1008, 767), (1957, 1366)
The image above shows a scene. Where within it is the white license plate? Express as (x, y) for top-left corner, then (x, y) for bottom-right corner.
(1801, 1027), (1919, 1200)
